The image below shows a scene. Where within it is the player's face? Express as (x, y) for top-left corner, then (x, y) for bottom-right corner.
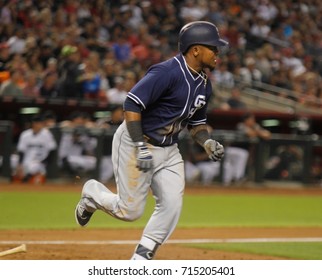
(32, 121), (44, 133)
(199, 45), (219, 71)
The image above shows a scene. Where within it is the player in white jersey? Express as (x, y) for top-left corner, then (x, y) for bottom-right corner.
(13, 114), (57, 183)
(58, 126), (97, 176)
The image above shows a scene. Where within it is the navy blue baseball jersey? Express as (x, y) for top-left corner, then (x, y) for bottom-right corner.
(126, 54), (212, 146)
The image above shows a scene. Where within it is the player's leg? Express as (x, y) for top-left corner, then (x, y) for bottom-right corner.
(131, 145), (185, 260)
(75, 122), (153, 226)
(22, 161), (46, 183)
(78, 155), (96, 173)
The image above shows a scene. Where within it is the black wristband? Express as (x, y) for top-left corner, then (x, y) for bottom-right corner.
(126, 120), (145, 143)
(192, 129), (210, 147)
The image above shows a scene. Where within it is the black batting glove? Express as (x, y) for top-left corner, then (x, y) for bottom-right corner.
(203, 139), (225, 161)
(135, 142), (153, 172)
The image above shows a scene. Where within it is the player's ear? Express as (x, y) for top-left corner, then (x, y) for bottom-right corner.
(191, 45), (199, 57)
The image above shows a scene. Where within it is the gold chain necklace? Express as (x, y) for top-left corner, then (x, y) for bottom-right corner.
(187, 64), (208, 88)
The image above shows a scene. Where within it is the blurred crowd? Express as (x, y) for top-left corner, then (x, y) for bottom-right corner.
(0, 0), (321, 109)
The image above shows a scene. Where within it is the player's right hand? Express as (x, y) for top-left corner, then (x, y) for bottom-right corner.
(136, 143), (153, 172)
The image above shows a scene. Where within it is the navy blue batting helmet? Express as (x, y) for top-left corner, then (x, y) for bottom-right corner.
(178, 21), (228, 54)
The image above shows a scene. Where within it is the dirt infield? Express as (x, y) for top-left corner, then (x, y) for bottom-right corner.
(1, 182), (322, 260)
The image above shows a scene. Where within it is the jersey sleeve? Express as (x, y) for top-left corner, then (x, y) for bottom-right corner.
(127, 65), (171, 110)
(188, 105), (208, 126)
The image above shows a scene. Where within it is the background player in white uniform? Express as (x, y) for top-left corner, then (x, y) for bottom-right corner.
(75, 21), (228, 260)
(58, 126), (97, 176)
(13, 114), (57, 182)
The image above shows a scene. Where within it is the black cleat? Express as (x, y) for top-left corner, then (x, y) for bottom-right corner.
(75, 200), (93, 227)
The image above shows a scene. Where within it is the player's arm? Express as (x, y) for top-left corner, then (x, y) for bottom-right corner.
(189, 124), (209, 147)
(189, 124), (224, 162)
(124, 98), (153, 172)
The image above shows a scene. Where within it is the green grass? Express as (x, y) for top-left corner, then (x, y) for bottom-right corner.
(180, 195), (322, 227)
(1, 191), (322, 260)
(191, 242), (322, 260)
(0, 192), (154, 229)
(1, 192), (322, 229)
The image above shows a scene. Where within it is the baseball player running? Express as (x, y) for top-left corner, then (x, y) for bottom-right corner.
(75, 21), (228, 260)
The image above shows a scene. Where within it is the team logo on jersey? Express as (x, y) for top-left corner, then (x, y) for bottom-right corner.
(194, 95), (206, 108)
(187, 95), (206, 118)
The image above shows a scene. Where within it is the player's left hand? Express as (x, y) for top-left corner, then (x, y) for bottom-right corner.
(203, 139), (224, 161)
(136, 143), (153, 172)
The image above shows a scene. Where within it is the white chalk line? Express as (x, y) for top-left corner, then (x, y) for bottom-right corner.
(1, 237), (322, 245)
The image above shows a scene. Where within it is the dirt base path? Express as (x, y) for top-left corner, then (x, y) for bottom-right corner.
(1, 227), (322, 260)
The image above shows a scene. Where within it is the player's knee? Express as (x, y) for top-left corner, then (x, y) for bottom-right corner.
(121, 210), (144, 221)
(119, 204), (145, 221)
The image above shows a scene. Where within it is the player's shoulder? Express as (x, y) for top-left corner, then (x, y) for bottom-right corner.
(149, 55), (182, 73)
(148, 55), (181, 78)
(19, 128), (33, 138)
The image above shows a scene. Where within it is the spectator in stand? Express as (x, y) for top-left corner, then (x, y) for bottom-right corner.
(255, 0), (278, 22)
(0, 68), (24, 97)
(119, 2), (143, 32)
(249, 17), (271, 39)
(0, 43), (11, 83)
(25, 49), (44, 75)
(0, 1), (14, 25)
(102, 58), (120, 89)
(131, 34), (155, 68)
(43, 57), (58, 78)
(23, 71), (40, 98)
(205, 1), (227, 26)
(78, 52), (107, 101)
(224, 21), (242, 50)
(105, 76), (127, 105)
(220, 87), (247, 110)
(40, 71), (59, 98)
(123, 70), (137, 92)
(7, 28), (26, 55)
(0, 0), (320, 113)
(239, 56), (263, 87)
(111, 33), (132, 63)
(255, 48), (272, 83)
(57, 45), (83, 99)
(211, 61), (235, 89)
(179, 0), (208, 22)
(281, 47), (306, 80)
